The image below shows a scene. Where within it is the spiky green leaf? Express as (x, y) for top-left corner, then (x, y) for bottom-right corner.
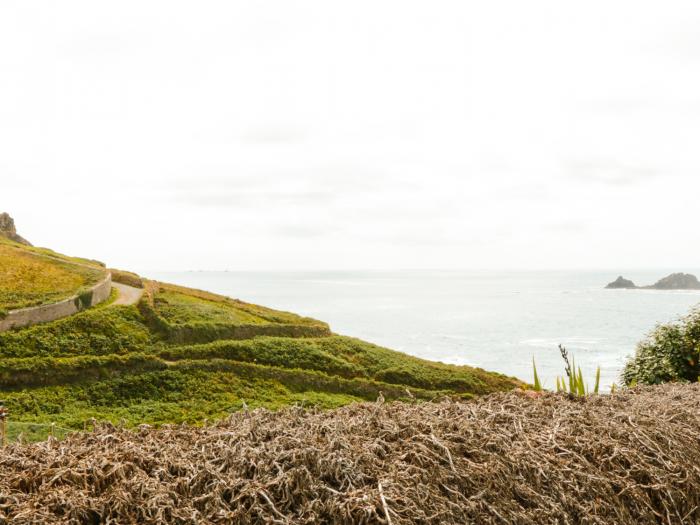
(532, 357), (542, 391)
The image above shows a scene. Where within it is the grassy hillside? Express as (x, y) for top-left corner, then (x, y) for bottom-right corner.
(0, 240), (522, 441)
(0, 236), (105, 313)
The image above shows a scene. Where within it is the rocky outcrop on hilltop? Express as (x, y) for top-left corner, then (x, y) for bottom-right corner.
(646, 272), (700, 290)
(0, 212), (31, 246)
(605, 276), (637, 289)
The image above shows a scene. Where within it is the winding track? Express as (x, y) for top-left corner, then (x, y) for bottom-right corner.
(111, 282), (144, 306)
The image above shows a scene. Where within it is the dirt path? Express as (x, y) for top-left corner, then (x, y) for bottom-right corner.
(112, 282), (144, 306)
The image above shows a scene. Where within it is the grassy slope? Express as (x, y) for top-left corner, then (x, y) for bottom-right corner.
(0, 242), (522, 441)
(0, 236), (105, 311)
(151, 281), (327, 328)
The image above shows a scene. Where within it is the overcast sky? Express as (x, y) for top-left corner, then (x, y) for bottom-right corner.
(2, 1), (699, 272)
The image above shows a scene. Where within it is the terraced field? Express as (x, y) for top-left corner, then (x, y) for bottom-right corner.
(0, 238), (521, 442)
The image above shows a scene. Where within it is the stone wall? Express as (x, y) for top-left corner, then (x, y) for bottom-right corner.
(0, 273), (112, 332)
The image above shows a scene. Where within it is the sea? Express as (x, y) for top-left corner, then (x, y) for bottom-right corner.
(147, 270), (700, 391)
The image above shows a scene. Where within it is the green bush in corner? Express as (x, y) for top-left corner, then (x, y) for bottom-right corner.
(75, 288), (94, 310)
(623, 307), (700, 385)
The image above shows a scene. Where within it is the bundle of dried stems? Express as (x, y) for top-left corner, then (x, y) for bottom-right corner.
(1, 384), (698, 524)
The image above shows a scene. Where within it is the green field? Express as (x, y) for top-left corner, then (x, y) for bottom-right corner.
(0, 238), (522, 442)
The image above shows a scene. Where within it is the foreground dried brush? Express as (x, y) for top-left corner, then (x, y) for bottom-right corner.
(1, 384), (699, 524)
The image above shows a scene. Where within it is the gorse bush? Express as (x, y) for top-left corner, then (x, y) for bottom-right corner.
(622, 307), (700, 386)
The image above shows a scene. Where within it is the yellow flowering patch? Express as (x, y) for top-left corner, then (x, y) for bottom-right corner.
(0, 245), (104, 311)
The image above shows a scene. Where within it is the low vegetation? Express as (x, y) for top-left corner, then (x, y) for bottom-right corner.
(1, 384), (698, 524)
(0, 307), (517, 435)
(0, 242), (521, 441)
(159, 336), (517, 394)
(2, 364), (437, 431)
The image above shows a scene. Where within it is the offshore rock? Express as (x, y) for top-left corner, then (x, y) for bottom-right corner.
(605, 276), (637, 289)
(646, 273), (700, 290)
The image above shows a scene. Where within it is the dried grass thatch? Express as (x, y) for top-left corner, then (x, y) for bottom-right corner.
(1, 384), (699, 524)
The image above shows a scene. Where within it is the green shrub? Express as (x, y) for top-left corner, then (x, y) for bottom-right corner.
(622, 308), (700, 385)
(75, 288), (94, 310)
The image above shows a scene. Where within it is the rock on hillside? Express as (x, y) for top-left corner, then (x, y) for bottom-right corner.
(646, 272), (700, 290)
(605, 276), (637, 289)
(0, 212), (31, 246)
